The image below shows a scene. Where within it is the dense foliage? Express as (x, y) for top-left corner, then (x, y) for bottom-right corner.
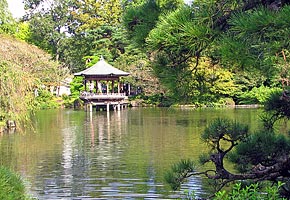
(6, 0), (285, 106)
(0, 34), (68, 126)
(145, 1), (290, 104)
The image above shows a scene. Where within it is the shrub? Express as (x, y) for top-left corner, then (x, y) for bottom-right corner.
(214, 182), (285, 200)
(35, 89), (59, 109)
(237, 86), (282, 105)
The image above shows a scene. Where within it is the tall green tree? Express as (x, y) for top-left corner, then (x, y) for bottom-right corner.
(0, 0), (15, 34)
(218, 5), (290, 87)
(158, 1), (290, 196)
(146, 6), (234, 103)
(123, 0), (184, 47)
(24, 0), (127, 72)
(70, 0), (122, 33)
(123, 0), (161, 46)
(24, 0), (70, 62)
(145, 0), (290, 104)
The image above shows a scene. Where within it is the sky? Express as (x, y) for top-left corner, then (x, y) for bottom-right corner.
(8, 0), (25, 19)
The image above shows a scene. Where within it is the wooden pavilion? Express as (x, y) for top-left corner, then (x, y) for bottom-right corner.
(74, 56), (130, 111)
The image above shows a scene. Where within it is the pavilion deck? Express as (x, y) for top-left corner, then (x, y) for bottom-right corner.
(80, 91), (129, 111)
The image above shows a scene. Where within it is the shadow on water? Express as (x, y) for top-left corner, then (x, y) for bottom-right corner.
(0, 107), (264, 199)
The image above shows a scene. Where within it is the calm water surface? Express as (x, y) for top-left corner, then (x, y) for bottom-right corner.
(0, 107), (263, 199)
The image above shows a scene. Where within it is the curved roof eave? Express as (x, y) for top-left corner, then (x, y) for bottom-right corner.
(74, 56), (130, 77)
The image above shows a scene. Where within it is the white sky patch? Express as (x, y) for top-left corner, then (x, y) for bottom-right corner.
(184, 0), (193, 5)
(8, 0), (25, 19)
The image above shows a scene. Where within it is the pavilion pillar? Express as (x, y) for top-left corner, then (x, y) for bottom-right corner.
(106, 103), (110, 112)
(84, 80), (87, 91)
(112, 80), (114, 94)
(89, 103), (93, 112)
(117, 102), (121, 111)
(117, 80), (120, 95)
(89, 80), (93, 93)
(97, 80), (102, 94)
(106, 81), (109, 95)
(95, 80), (97, 92)
(85, 102), (93, 112)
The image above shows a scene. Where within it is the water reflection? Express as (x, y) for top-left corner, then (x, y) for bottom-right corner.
(0, 108), (265, 199)
(87, 110), (125, 145)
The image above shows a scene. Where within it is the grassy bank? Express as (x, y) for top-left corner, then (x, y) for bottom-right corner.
(0, 166), (31, 200)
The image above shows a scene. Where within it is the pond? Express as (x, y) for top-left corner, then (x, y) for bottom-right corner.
(0, 107), (263, 199)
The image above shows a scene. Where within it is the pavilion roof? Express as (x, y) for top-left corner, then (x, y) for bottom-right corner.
(74, 56), (129, 77)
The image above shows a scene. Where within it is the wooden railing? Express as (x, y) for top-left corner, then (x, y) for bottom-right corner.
(80, 91), (127, 100)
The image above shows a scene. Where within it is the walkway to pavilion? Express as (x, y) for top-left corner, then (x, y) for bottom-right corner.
(74, 56), (130, 111)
